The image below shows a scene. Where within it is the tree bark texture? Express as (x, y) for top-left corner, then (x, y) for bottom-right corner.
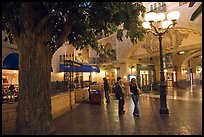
(16, 34), (55, 135)
(5, 3), (73, 134)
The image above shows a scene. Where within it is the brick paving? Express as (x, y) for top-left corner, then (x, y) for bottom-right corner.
(53, 85), (202, 135)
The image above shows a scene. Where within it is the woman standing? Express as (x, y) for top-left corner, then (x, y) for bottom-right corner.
(129, 78), (141, 117)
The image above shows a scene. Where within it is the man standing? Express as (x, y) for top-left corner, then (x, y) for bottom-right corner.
(103, 78), (110, 103)
(115, 77), (125, 115)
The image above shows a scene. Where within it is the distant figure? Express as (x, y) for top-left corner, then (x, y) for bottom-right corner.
(103, 78), (110, 103)
(8, 85), (15, 95)
(74, 77), (79, 88)
(115, 77), (125, 115)
(129, 78), (140, 117)
(8, 85), (15, 91)
(91, 81), (97, 85)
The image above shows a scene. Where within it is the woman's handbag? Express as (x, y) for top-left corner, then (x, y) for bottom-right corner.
(137, 87), (142, 95)
(135, 83), (142, 95)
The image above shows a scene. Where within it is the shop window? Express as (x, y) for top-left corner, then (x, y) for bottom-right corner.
(179, 2), (188, 6)
(140, 70), (149, 86)
(151, 70), (154, 83)
(150, 5), (153, 11)
(154, 3), (157, 10)
(158, 2), (161, 10)
(173, 71), (176, 82)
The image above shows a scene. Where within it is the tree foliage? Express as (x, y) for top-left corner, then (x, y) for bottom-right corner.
(2, 2), (146, 54)
(2, 2), (146, 135)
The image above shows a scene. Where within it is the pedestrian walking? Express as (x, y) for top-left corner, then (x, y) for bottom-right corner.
(103, 78), (110, 103)
(115, 77), (125, 115)
(129, 78), (141, 117)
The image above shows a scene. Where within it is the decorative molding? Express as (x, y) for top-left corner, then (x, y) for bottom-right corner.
(142, 29), (189, 54)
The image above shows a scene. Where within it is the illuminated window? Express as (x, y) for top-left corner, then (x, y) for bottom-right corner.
(158, 2), (161, 10)
(150, 5), (153, 11)
(154, 3), (157, 10)
(140, 70), (149, 86)
(173, 71), (176, 82)
(179, 2), (188, 6)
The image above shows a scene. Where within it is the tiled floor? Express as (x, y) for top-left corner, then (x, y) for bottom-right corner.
(53, 85), (202, 135)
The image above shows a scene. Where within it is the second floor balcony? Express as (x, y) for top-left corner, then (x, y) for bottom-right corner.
(147, 3), (167, 13)
(88, 56), (116, 64)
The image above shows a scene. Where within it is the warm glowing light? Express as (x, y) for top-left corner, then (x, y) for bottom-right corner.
(143, 11), (180, 31)
(114, 69), (117, 74)
(60, 72), (64, 75)
(167, 11), (180, 21)
(92, 72), (96, 75)
(144, 12), (157, 22)
(162, 20), (172, 29)
(142, 22), (151, 29)
(100, 71), (106, 76)
(173, 71), (176, 82)
(179, 51), (185, 54)
(164, 69), (167, 73)
(155, 13), (165, 22)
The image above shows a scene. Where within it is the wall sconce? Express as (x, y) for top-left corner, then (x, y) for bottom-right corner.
(182, 68), (187, 73)
(164, 69), (167, 73)
(129, 65), (135, 74)
(13, 70), (17, 74)
(179, 51), (185, 55)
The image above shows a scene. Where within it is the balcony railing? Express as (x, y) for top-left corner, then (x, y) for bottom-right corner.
(179, 2), (188, 6)
(88, 57), (116, 64)
(89, 57), (98, 64)
(148, 4), (167, 13)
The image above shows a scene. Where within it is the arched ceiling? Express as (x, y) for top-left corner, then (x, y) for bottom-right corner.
(127, 26), (202, 60)
(181, 50), (202, 67)
(125, 2), (202, 61)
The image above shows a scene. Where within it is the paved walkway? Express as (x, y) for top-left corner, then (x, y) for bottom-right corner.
(53, 85), (202, 135)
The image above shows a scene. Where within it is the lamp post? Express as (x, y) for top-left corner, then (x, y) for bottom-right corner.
(142, 11), (180, 114)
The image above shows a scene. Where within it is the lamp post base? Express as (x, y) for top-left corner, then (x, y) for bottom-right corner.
(159, 107), (169, 114)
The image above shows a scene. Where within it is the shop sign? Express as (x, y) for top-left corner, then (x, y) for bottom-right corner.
(165, 53), (173, 68)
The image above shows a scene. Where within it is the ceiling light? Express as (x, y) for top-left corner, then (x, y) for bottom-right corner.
(179, 51), (185, 54)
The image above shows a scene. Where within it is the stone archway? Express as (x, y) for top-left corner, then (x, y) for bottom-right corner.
(181, 50), (202, 70)
(2, 51), (19, 69)
(178, 50), (202, 87)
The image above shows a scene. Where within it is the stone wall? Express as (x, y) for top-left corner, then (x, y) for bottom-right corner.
(2, 88), (89, 135)
(75, 88), (89, 103)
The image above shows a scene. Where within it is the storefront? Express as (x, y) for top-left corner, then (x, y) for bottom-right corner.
(59, 59), (100, 88)
(2, 52), (19, 104)
(165, 67), (177, 87)
(137, 64), (156, 92)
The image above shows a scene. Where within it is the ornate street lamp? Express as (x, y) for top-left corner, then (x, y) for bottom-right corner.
(142, 11), (180, 114)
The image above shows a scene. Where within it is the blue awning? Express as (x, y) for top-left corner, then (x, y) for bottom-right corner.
(60, 64), (82, 72)
(60, 63), (100, 73)
(3, 52), (53, 71)
(82, 65), (100, 73)
(3, 52), (19, 70)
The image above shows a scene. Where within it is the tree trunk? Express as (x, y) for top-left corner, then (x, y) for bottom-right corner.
(16, 35), (55, 135)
